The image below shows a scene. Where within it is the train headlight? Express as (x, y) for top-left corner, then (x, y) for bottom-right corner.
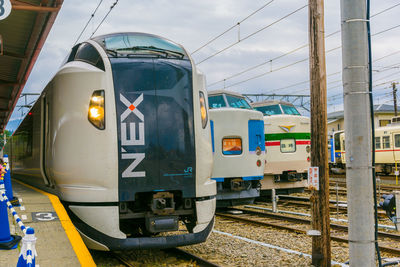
(306, 145), (311, 153)
(88, 90), (105, 130)
(199, 92), (208, 129)
(256, 146), (262, 155)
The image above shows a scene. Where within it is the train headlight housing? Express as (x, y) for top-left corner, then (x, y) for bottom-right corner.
(306, 145), (311, 153)
(88, 90), (105, 130)
(199, 92), (208, 129)
(256, 146), (262, 156)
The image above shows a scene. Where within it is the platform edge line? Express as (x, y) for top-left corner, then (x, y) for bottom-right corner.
(13, 179), (96, 267)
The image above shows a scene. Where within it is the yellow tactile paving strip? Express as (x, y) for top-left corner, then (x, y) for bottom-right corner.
(14, 180), (96, 267)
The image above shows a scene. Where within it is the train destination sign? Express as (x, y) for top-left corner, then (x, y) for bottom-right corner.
(0, 0), (12, 21)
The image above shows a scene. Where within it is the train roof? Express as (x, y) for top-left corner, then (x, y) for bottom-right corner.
(250, 100), (295, 107)
(207, 89), (246, 98)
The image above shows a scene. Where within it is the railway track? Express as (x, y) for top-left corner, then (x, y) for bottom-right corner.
(261, 195), (387, 217)
(216, 208), (400, 256)
(110, 248), (221, 267)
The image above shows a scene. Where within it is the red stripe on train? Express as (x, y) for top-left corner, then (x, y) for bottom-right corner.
(265, 140), (311, 146)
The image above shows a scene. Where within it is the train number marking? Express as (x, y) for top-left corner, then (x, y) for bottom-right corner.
(120, 93), (146, 178)
(0, 0), (11, 20)
(32, 212), (58, 222)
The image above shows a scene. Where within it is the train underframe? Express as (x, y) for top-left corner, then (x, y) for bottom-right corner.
(215, 178), (261, 207)
(260, 172), (307, 196)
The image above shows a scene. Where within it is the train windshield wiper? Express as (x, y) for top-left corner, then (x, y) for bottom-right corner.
(106, 49), (118, 57)
(116, 46), (185, 59)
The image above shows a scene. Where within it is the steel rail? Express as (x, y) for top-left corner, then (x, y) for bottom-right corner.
(163, 248), (222, 267)
(216, 211), (400, 256)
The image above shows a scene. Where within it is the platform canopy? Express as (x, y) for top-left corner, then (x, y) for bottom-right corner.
(0, 0), (63, 132)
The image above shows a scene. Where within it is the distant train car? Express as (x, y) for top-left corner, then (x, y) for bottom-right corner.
(251, 100), (310, 193)
(208, 90), (265, 207)
(331, 120), (400, 175)
(4, 32), (216, 250)
(329, 130), (345, 173)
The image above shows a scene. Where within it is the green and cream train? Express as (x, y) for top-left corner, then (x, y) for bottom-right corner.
(251, 100), (311, 193)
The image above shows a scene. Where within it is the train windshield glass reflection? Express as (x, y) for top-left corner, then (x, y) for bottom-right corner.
(100, 33), (187, 58)
(281, 104), (301, 115)
(254, 104), (282, 115)
(226, 95), (252, 109)
(208, 95), (226, 109)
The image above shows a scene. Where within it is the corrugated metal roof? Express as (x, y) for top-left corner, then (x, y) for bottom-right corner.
(0, 0), (63, 132)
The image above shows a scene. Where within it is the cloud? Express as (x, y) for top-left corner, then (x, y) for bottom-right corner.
(6, 0), (400, 130)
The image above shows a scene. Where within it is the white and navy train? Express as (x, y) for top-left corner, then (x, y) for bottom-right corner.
(208, 90), (265, 207)
(4, 33), (216, 250)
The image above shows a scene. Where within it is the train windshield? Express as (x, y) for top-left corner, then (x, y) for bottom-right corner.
(208, 95), (227, 109)
(281, 104), (301, 115)
(254, 105), (282, 115)
(226, 95), (252, 109)
(96, 33), (187, 59)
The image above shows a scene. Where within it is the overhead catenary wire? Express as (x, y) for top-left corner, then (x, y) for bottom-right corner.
(196, 4), (308, 65)
(90, 0), (119, 38)
(207, 1), (400, 90)
(191, 0), (275, 55)
(215, 21), (400, 92)
(74, 0), (104, 45)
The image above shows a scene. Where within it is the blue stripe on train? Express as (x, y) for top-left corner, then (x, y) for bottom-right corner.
(243, 176), (263, 181)
(210, 120), (215, 153)
(248, 120), (265, 152)
(211, 177), (225, 182)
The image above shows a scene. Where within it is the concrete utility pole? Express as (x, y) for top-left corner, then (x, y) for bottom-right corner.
(308, 0), (331, 266)
(393, 82), (398, 117)
(340, 0), (375, 266)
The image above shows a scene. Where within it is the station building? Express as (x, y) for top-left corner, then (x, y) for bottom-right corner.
(328, 104), (400, 135)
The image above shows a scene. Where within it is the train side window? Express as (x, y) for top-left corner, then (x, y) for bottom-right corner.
(75, 43), (105, 71)
(61, 44), (80, 65)
(383, 136), (390, 149)
(395, 135), (400, 148)
(375, 137), (381, 149)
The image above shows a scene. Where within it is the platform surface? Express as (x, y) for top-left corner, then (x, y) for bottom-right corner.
(0, 180), (95, 267)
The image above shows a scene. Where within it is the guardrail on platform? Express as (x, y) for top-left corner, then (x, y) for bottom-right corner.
(0, 166), (37, 267)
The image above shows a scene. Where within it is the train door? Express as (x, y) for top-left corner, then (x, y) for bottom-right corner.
(392, 132), (400, 168)
(40, 94), (52, 186)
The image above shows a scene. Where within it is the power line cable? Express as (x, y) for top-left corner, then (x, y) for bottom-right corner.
(74, 0), (104, 45)
(191, 0), (275, 55)
(373, 23), (400, 37)
(90, 0), (119, 38)
(197, 4), (308, 65)
(207, 2), (400, 90)
(371, 2), (400, 18)
(215, 22), (400, 91)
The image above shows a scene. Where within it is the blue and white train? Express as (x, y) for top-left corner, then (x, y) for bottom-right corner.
(208, 90), (265, 207)
(4, 32), (216, 250)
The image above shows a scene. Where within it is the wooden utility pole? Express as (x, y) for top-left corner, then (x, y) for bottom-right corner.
(393, 82), (398, 117)
(308, 0), (331, 266)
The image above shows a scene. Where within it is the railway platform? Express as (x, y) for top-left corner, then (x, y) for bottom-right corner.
(0, 179), (95, 267)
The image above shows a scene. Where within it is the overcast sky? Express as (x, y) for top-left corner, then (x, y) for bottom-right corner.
(6, 0), (400, 131)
